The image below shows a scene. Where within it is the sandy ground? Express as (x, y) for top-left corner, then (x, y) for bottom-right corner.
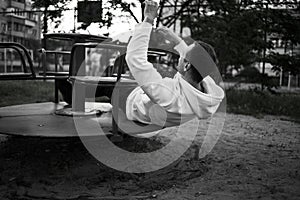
(0, 113), (299, 200)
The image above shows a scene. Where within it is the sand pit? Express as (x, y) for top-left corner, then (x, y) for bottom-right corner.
(0, 113), (299, 199)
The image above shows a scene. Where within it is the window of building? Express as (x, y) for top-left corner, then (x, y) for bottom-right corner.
(7, 22), (11, 31)
(1, 23), (6, 32)
(27, 13), (37, 21)
(33, 14), (37, 21)
(13, 36), (24, 45)
(27, 12), (32, 19)
(24, 26), (28, 33)
(32, 29), (37, 37)
(0, 52), (4, 61)
(12, 8), (25, 18)
(13, 22), (24, 32)
(13, 22), (18, 31)
(14, 8), (19, 16)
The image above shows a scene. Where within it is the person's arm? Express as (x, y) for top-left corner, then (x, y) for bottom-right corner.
(126, 1), (181, 108)
(125, 22), (162, 86)
(174, 40), (189, 58)
(157, 26), (194, 61)
(125, 0), (162, 87)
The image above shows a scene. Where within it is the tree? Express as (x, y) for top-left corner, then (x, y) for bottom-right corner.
(31, 0), (141, 43)
(267, 52), (300, 75)
(172, 0), (300, 80)
(78, 0), (140, 31)
(32, 0), (72, 34)
(265, 4), (300, 76)
(177, 0), (266, 75)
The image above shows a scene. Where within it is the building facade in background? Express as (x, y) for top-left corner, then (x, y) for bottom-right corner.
(0, 0), (41, 45)
(0, 0), (41, 72)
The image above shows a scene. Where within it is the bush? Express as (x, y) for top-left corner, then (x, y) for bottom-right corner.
(226, 88), (300, 119)
(236, 67), (261, 83)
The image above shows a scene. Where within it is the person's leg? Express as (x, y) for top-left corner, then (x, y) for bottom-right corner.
(110, 85), (138, 136)
(115, 85), (137, 113)
(94, 86), (114, 100)
(57, 79), (72, 105)
(57, 79), (116, 105)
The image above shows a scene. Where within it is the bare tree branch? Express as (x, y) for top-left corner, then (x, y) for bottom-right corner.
(156, 0), (167, 27)
(161, 0), (194, 27)
(119, 3), (140, 23)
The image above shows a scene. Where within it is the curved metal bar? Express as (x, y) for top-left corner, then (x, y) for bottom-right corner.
(0, 45), (27, 73)
(38, 49), (71, 77)
(0, 42), (35, 78)
(42, 50), (71, 55)
(69, 42), (177, 78)
(69, 43), (127, 77)
(44, 33), (110, 43)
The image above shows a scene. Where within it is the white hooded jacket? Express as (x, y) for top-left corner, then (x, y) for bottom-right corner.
(125, 22), (224, 126)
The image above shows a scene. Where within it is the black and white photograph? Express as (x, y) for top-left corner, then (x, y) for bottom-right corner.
(0, 0), (299, 199)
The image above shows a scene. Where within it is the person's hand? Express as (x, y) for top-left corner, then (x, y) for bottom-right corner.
(144, 0), (159, 21)
(157, 26), (182, 45)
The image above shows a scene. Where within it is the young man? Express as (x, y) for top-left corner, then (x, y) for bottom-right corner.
(124, 0), (224, 126)
(59, 0), (223, 128)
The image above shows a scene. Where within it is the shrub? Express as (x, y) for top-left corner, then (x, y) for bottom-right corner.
(226, 88), (300, 119)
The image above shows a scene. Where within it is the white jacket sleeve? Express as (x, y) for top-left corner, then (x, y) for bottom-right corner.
(125, 22), (189, 108)
(125, 22), (162, 86)
(174, 40), (189, 58)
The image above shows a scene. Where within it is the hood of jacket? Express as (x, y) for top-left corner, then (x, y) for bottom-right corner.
(175, 73), (225, 119)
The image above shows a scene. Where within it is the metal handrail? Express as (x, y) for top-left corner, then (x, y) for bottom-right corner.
(38, 48), (71, 77)
(69, 43), (127, 77)
(0, 46), (27, 73)
(44, 33), (110, 43)
(41, 50), (71, 55)
(68, 42), (178, 79)
(0, 42), (35, 78)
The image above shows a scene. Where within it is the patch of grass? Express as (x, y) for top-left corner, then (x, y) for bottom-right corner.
(0, 80), (54, 107)
(1, 80), (299, 120)
(226, 88), (300, 119)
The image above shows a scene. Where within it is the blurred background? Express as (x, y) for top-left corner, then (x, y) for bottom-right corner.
(0, 0), (299, 118)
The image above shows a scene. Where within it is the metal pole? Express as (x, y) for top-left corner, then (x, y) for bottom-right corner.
(141, 0), (145, 21)
(41, 8), (48, 82)
(288, 72), (291, 90)
(173, 0), (177, 32)
(42, 49), (46, 77)
(261, 3), (268, 90)
(4, 48), (7, 73)
(10, 49), (13, 72)
(43, 7), (48, 39)
(279, 68), (283, 86)
(72, 45), (86, 112)
(73, 8), (76, 33)
(54, 53), (59, 103)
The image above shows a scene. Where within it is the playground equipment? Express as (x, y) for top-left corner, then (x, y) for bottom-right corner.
(0, 34), (179, 137)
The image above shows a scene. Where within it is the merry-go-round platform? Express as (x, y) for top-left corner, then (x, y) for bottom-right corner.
(0, 102), (113, 137)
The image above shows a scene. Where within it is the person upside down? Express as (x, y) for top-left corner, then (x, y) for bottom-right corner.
(122, 0), (224, 126)
(58, 0), (224, 127)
